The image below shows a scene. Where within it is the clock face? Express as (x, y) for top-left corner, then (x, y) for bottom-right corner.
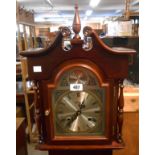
(52, 67), (105, 136)
(55, 91), (102, 133)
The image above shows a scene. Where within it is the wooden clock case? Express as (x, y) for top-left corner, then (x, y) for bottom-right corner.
(20, 5), (136, 155)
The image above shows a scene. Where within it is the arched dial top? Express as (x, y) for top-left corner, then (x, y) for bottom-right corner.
(58, 67), (99, 87)
(68, 69), (89, 85)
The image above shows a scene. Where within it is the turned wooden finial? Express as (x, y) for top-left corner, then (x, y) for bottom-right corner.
(72, 1), (81, 39)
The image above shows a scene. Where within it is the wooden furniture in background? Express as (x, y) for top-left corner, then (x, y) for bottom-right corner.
(20, 58), (38, 142)
(16, 1), (37, 53)
(16, 118), (28, 155)
(16, 61), (25, 117)
(16, 23), (37, 52)
(16, 60), (38, 142)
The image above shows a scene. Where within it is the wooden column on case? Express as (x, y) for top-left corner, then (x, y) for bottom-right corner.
(32, 80), (44, 143)
(117, 80), (124, 143)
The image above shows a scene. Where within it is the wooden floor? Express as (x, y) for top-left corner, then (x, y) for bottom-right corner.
(113, 112), (139, 155)
(28, 143), (48, 155)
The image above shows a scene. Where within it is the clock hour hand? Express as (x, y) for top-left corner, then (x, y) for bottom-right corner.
(67, 111), (79, 126)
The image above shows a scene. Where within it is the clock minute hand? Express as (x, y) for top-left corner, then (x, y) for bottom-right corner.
(79, 92), (88, 110)
(79, 99), (85, 110)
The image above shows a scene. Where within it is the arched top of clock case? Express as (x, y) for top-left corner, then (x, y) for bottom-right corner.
(46, 59), (108, 88)
(20, 30), (135, 57)
(20, 28), (136, 80)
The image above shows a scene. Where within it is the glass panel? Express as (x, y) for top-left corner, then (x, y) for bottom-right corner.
(82, 37), (93, 51)
(62, 39), (72, 51)
(53, 89), (105, 136)
(52, 67), (106, 136)
(19, 24), (24, 33)
(58, 67), (99, 88)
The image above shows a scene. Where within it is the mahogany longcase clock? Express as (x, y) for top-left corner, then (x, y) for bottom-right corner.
(20, 4), (136, 155)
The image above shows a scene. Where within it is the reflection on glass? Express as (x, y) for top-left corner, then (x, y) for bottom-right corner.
(82, 37), (93, 51)
(19, 24), (24, 33)
(62, 39), (72, 51)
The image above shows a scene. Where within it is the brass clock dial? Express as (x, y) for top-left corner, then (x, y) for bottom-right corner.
(53, 67), (105, 136)
(55, 91), (102, 133)
(68, 69), (89, 84)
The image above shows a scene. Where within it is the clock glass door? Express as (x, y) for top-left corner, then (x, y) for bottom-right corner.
(52, 67), (106, 136)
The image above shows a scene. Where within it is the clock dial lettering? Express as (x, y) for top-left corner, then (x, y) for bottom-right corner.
(88, 117), (97, 122)
(81, 114), (95, 128)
